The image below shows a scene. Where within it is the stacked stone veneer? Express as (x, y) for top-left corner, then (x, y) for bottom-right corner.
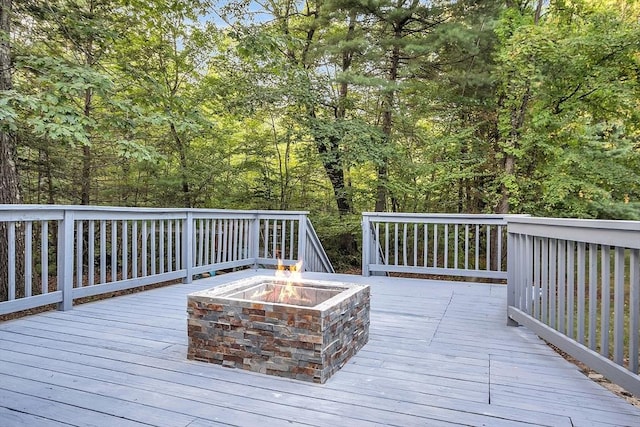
(187, 276), (370, 384)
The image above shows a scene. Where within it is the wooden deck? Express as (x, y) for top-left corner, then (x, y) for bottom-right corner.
(1, 270), (639, 427)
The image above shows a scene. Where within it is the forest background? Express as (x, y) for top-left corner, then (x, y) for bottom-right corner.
(1, 0), (639, 270)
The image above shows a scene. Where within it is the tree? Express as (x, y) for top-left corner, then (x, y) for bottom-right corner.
(0, 0), (25, 302)
(492, 0), (640, 218)
(0, 0), (20, 205)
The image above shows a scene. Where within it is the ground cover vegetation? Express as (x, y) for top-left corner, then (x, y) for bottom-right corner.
(1, 0), (640, 270)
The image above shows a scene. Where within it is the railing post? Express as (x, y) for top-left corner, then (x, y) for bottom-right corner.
(58, 209), (75, 311)
(183, 211), (194, 284)
(250, 214), (260, 268)
(362, 215), (370, 277)
(506, 227), (518, 326)
(297, 214), (307, 271)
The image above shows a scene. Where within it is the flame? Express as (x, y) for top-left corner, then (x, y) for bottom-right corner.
(276, 259), (303, 303)
(250, 259), (306, 304)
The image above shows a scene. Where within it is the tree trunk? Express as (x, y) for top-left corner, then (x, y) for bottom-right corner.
(375, 26), (402, 212)
(495, 0), (542, 215)
(81, 145), (91, 205)
(170, 122), (191, 208)
(312, 10), (355, 215)
(0, 0), (25, 301)
(0, 0), (19, 205)
(80, 2), (96, 206)
(316, 133), (350, 214)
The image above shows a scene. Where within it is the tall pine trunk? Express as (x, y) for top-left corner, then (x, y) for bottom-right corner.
(0, 0), (25, 301)
(375, 27), (402, 212)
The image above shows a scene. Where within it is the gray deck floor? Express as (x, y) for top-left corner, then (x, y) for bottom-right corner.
(1, 270), (639, 427)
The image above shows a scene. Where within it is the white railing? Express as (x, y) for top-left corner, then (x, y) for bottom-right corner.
(362, 213), (511, 280)
(0, 205), (333, 316)
(507, 217), (640, 396)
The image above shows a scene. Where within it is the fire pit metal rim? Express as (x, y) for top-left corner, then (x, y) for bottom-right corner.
(188, 275), (368, 311)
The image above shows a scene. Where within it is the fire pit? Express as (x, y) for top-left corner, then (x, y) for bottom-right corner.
(187, 269), (370, 384)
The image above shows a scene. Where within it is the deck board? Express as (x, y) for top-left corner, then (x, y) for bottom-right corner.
(1, 270), (638, 426)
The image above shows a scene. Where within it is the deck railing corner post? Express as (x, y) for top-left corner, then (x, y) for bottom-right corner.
(506, 227), (518, 326)
(183, 211), (194, 284)
(57, 209), (75, 311)
(362, 215), (371, 277)
(297, 213), (307, 272)
(250, 214), (260, 269)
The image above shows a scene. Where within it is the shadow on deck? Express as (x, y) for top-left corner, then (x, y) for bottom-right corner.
(0, 270), (639, 426)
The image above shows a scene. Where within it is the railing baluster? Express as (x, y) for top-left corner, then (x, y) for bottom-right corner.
(219, 220), (225, 263)
(159, 220), (165, 274)
(613, 247), (625, 365)
(601, 245), (611, 358)
(123, 220), (129, 280)
(497, 225), (503, 271)
(237, 220), (243, 261)
(413, 224), (418, 266)
(524, 235), (532, 313)
(76, 220), (83, 288)
(486, 225), (491, 271)
(42, 221), (49, 294)
(198, 219), (204, 267)
(280, 220), (285, 261)
(474, 225), (479, 270)
(567, 241), (575, 339)
(394, 223), (399, 266)
(549, 239), (557, 329)
(204, 219), (210, 266)
(210, 219), (217, 264)
(630, 249), (640, 373)
(233, 219), (239, 261)
(577, 242), (586, 344)
(111, 220), (118, 282)
(384, 223), (389, 266)
(588, 243), (598, 351)
(223, 219), (229, 262)
(541, 238), (549, 324)
(464, 224), (469, 270)
(132, 221), (138, 279)
(100, 220), (107, 283)
(289, 220), (294, 260)
(263, 219), (268, 259)
(142, 221), (148, 277)
(513, 234), (521, 308)
(25, 221), (33, 297)
(424, 223), (428, 267)
(166, 220), (172, 272)
(271, 219), (277, 260)
(403, 223), (408, 266)
(533, 237), (541, 320)
(444, 224), (448, 269)
(174, 220), (181, 269)
(433, 224), (438, 268)
(244, 219), (249, 260)
(557, 240), (566, 334)
(88, 220), (95, 285)
(454, 224), (459, 269)
(150, 221), (156, 276)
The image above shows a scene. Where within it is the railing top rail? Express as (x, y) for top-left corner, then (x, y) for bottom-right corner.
(0, 205), (308, 216)
(362, 212), (528, 225)
(0, 209), (66, 221)
(507, 216), (640, 231)
(508, 216), (640, 249)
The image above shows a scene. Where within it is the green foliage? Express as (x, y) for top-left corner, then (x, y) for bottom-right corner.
(6, 0), (640, 268)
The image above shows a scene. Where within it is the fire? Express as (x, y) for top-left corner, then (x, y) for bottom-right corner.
(250, 259), (305, 304)
(275, 259), (303, 303)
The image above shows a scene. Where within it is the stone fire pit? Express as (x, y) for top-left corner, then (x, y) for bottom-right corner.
(187, 275), (370, 383)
